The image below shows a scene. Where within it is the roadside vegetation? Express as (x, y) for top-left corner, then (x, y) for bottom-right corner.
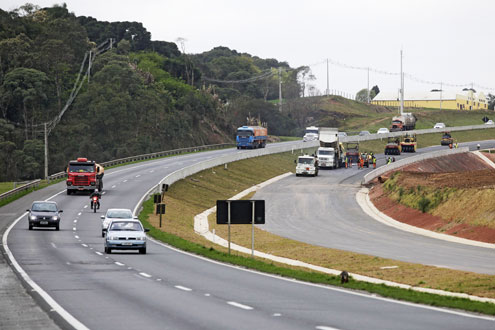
(139, 149), (495, 315)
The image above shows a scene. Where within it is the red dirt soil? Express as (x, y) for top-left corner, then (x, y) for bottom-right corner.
(370, 152), (495, 243)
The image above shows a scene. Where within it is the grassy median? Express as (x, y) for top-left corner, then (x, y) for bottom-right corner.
(139, 147), (495, 315)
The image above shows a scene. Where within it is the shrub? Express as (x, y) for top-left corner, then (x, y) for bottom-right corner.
(418, 195), (431, 213)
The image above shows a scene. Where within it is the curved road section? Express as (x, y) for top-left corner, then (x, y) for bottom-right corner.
(1, 143), (494, 329)
(255, 141), (495, 275)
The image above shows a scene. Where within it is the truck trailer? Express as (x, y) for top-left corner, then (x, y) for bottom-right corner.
(236, 126), (268, 149)
(317, 127), (344, 169)
(390, 113), (417, 131)
(66, 158), (104, 195)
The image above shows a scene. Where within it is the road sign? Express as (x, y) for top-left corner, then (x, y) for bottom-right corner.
(216, 200), (265, 224)
(153, 194), (161, 203)
(156, 203), (166, 215)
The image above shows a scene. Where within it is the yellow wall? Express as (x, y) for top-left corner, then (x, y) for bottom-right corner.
(372, 96), (488, 110)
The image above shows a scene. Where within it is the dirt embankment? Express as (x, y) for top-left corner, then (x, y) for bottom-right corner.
(370, 152), (495, 243)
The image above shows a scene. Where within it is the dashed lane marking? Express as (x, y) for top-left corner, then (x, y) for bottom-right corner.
(72, 227), (76, 231)
(111, 185), (116, 188)
(316, 326), (341, 330)
(227, 301), (253, 310)
(77, 212), (82, 216)
(50, 242), (57, 249)
(74, 235), (79, 239)
(175, 285), (192, 292)
(115, 262), (125, 266)
(95, 252), (103, 256)
(123, 180), (128, 182)
(81, 244), (88, 248)
(84, 205), (88, 209)
(139, 272), (152, 278)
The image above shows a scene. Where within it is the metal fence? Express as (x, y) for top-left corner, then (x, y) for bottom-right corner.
(0, 179), (41, 203)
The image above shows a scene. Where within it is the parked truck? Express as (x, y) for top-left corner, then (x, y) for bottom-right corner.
(390, 113), (417, 131)
(303, 126), (319, 142)
(236, 125), (268, 149)
(317, 127), (344, 169)
(66, 158), (104, 195)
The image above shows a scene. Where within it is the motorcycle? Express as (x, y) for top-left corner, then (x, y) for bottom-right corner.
(91, 195), (100, 213)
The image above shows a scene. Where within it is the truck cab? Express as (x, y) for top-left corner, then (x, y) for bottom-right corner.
(295, 155), (319, 177)
(317, 147), (336, 168)
(66, 157), (103, 195)
(303, 126), (319, 142)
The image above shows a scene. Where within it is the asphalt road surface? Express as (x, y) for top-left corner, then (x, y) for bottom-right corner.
(1, 142), (494, 329)
(255, 140), (495, 275)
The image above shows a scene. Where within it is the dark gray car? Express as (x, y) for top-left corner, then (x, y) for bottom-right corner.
(27, 201), (63, 230)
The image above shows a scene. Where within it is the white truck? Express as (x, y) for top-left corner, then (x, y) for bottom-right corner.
(303, 126), (319, 142)
(317, 127), (344, 169)
(295, 155), (319, 177)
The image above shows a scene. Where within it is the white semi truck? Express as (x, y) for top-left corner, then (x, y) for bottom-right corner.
(295, 155), (319, 176)
(317, 127), (344, 169)
(303, 126), (319, 142)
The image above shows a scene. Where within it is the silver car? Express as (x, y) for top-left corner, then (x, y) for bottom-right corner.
(104, 219), (149, 254)
(101, 208), (134, 237)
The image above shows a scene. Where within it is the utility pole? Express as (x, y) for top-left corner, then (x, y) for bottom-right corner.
(44, 122), (48, 180)
(400, 50), (404, 114)
(326, 58), (329, 96)
(367, 67), (370, 103)
(278, 67), (282, 112)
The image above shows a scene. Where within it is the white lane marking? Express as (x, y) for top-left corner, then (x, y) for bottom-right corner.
(135, 174), (141, 178)
(273, 313), (281, 317)
(81, 244), (88, 248)
(227, 301), (253, 310)
(83, 205), (88, 209)
(139, 272), (152, 278)
(115, 262), (125, 266)
(175, 285), (192, 292)
(77, 212), (82, 216)
(102, 191), (106, 195)
(72, 227), (76, 231)
(156, 278), (162, 281)
(127, 267), (132, 270)
(50, 242), (57, 249)
(73, 220), (77, 223)
(204, 293), (211, 297)
(149, 170), (154, 173)
(66, 262), (71, 265)
(316, 326), (341, 330)
(123, 180), (128, 182)
(111, 185), (116, 188)
(4, 213), (90, 330)
(146, 235), (495, 321)
(74, 235), (79, 239)
(95, 252), (103, 256)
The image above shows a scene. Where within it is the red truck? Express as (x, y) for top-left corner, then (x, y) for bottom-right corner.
(66, 158), (104, 195)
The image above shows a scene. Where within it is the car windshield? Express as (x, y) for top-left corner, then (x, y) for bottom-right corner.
(109, 221), (143, 231)
(107, 210), (133, 219)
(237, 130), (253, 137)
(69, 164), (94, 173)
(318, 150), (332, 155)
(298, 158), (314, 164)
(305, 129), (318, 135)
(32, 203), (57, 212)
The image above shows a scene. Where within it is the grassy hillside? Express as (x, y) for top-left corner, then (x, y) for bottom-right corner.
(288, 96), (494, 134)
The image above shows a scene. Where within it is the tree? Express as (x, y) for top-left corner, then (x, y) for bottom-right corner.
(487, 93), (495, 110)
(371, 85), (380, 97)
(356, 88), (370, 103)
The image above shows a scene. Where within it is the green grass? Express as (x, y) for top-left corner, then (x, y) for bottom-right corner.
(0, 182), (15, 195)
(0, 178), (65, 208)
(276, 136), (301, 142)
(139, 198), (495, 315)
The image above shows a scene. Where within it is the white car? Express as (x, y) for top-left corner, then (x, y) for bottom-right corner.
(376, 128), (389, 134)
(434, 122), (446, 129)
(485, 120), (494, 125)
(101, 208), (135, 237)
(104, 219), (149, 254)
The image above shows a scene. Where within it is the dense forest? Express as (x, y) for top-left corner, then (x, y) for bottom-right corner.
(0, 3), (309, 181)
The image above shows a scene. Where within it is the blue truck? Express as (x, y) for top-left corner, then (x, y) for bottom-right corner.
(236, 126), (268, 149)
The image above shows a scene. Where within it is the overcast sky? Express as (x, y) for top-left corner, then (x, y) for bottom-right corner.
(2, 0), (494, 98)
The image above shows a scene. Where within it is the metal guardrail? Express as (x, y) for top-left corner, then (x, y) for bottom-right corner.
(362, 147), (470, 184)
(0, 179), (41, 203)
(341, 124), (495, 143)
(46, 143), (236, 181)
(0, 143), (235, 202)
(133, 140), (319, 215)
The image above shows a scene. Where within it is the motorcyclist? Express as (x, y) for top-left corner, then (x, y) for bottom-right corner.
(90, 191), (101, 209)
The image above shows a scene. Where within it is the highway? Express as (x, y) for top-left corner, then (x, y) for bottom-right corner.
(255, 140), (495, 275)
(1, 141), (494, 329)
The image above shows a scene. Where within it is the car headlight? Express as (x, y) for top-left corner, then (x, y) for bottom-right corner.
(30, 215), (37, 220)
(137, 236), (146, 241)
(52, 216), (59, 220)
(108, 236), (118, 240)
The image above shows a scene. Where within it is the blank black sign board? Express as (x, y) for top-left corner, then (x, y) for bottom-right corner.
(216, 200), (265, 224)
(155, 204), (166, 215)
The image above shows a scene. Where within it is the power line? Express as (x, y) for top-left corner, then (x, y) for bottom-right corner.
(202, 70), (274, 84)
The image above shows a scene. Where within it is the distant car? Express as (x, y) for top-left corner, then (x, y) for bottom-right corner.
(359, 131), (370, 136)
(337, 132), (347, 138)
(485, 120), (494, 125)
(434, 123), (446, 129)
(104, 219), (149, 254)
(376, 128), (390, 134)
(101, 208), (134, 237)
(27, 201), (63, 231)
